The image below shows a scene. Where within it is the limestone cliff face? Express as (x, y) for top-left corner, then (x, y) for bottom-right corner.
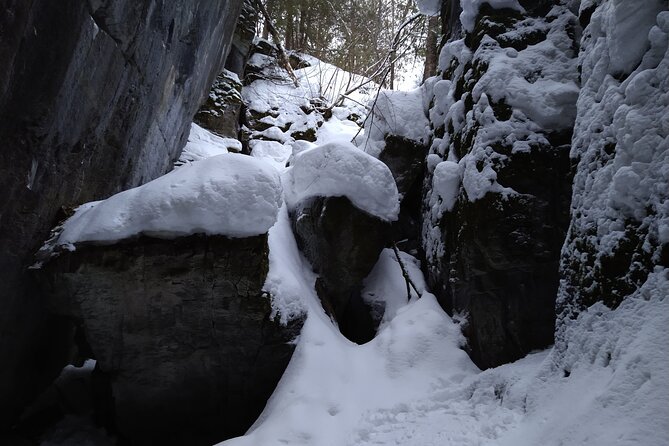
(0, 0), (243, 425)
(556, 1), (668, 340)
(423, 0), (578, 368)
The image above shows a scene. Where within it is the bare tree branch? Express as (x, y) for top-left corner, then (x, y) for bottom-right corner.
(391, 242), (421, 301)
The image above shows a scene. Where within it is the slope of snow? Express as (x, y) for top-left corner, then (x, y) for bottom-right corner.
(496, 269), (669, 446)
(220, 291), (479, 446)
(243, 51), (375, 146)
(249, 140), (292, 170)
(56, 153), (282, 244)
(361, 248), (427, 330)
(220, 265), (668, 446)
(177, 123), (241, 165)
(416, 0), (441, 16)
(315, 115), (362, 146)
(283, 141), (400, 221)
(262, 204), (312, 324)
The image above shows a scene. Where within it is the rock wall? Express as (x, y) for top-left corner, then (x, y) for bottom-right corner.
(422, 0), (579, 368)
(380, 136), (429, 255)
(37, 234), (300, 444)
(556, 1), (668, 338)
(225, 0), (259, 78)
(0, 0), (243, 426)
(195, 1), (258, 140)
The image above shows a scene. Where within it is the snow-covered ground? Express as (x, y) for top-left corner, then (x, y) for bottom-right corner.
(216, 174), (668, 445)
(221, 197), (668, 445)
(220, 36), (668, 443)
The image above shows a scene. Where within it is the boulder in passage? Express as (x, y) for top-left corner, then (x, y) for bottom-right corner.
(37, 233), (302, 445)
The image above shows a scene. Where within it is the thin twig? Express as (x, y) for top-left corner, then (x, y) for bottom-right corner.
(330, 12), (423, 110)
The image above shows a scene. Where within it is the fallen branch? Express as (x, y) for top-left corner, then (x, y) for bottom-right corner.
(391, 242), (421, 301)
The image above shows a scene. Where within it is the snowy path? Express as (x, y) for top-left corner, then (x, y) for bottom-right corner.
(217, 81), (668, 445)
(217, 47), (668, 444)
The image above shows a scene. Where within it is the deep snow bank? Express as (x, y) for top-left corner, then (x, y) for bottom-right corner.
(220, 291), (479, 446)
(358, 87), (431, 157)
(177, 123), (242, 164)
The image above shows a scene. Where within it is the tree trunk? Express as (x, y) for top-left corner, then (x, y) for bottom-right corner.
(423, 15), (440, 81)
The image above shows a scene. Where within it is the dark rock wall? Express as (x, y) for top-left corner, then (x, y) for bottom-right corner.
(195, 1), (257, 140)
(423, 0), (579, 368)
(194, 71), (244, 139)
(440, 0), (462, 42)
(38, 234), (300, 444)
(225, 0), (259, 78)
(0, 0), (243, 425)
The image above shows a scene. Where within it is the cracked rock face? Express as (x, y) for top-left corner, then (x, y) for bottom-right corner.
(379, 135), (429, 255)
(37, 234), (302, 445)
(0, 0), (243, 423)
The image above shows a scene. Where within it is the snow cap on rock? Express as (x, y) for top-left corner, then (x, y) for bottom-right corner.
(57, 153), (283, 244)
(284, 141), (400, 221)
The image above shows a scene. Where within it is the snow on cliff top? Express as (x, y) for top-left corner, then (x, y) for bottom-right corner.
(460, 0), (525, 32)
(283, 141), (400, 221)
(56, 153), (282, 245)
(357, 87), (430, 157)
(416, 0), (441, 16)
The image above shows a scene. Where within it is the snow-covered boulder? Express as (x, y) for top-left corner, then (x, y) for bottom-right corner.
(35, 150), (297, 442)
(284, 141), (400, 222)
(283, 141), (399, 342)
(290, 195), (392, 343)
(38, 232), (302, 443)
